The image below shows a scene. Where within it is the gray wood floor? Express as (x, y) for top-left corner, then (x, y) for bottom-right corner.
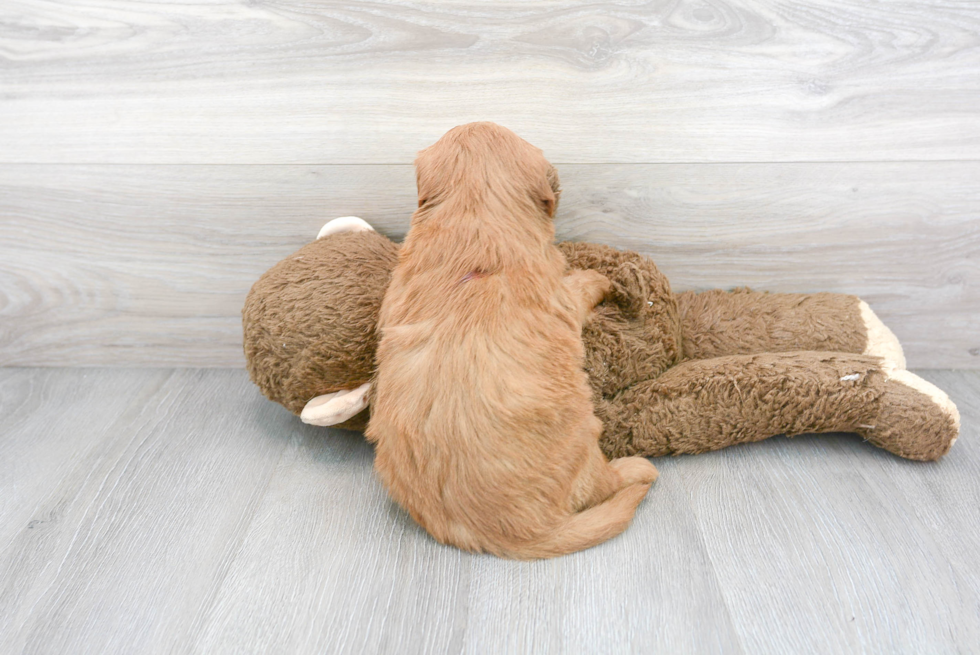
(1, 367), (977, 654)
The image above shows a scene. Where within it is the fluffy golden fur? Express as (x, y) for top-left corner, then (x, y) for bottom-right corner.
(365, 123), (657, 559)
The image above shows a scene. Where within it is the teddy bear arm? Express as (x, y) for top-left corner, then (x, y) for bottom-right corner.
(596, 351), (957, 461)
(675, 289), (905, 368)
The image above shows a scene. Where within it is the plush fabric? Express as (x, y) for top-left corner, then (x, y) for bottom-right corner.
(243, 230), (959, 461)
(675, 288), (867, 361)
(596, 352), (954, 461)
(242, 230), (397, 429)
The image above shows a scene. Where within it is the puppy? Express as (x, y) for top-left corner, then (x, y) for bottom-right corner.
(366, 122), (658, 559)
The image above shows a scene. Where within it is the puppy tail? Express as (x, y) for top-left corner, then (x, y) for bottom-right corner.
(508, 481), (652, 560)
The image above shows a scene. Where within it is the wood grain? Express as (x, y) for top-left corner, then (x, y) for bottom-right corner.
(675, 369), (980, 654)
(191, 426), (743, 654)
(3, 0), (978, 650)
(0, 369), (289, 655)
(1, 0), (979, 164)
(0, 369), (167, 550)
(1, 368), (977, 653)
(1, 162), (976, 368)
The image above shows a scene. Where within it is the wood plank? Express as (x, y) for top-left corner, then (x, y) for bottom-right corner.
(1, 162), (976, 368)
(0, 368), (171, 549)
(852, 369), (980, 645)
(2, 0), (979, 164)
(1, 368), (978, 652)
(676, 371), (980, 653)
(190, 406), (743, 654)
(0, 369), (289, 655)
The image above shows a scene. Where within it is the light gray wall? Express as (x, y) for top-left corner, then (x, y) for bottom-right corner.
(1, 0), (977, 367)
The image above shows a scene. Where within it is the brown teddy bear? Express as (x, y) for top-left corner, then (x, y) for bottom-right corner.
(243, 217), (960, 462)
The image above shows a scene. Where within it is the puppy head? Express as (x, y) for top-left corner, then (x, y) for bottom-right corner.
(415, 122), (560, 218)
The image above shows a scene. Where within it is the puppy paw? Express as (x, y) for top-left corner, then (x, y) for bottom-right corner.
(610, 456), (659, 486)
(572, 269), (613, 304)
(316, 216), (375, 240)
(859, 300), (906, 369)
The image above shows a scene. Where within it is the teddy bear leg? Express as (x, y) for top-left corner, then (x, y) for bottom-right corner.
(675, 289), (905, 368)
(866, 363), (960, 460)
(596, 352), (957, 461)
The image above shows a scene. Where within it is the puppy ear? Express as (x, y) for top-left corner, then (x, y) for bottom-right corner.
(415, 146), (435, 209)
(416, 172), (429, 208)
(546, 164), (561, 215)
(535, 165), (559, 217)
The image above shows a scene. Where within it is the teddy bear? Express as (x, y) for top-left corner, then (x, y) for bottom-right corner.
(243, 217), (960, 462)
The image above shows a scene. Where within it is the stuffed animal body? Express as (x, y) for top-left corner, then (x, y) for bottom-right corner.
(243, 218), (959, 462)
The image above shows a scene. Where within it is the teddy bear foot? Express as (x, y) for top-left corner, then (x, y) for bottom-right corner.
(316, 216), (375, 240)
(859, 301), (906, 369)
(301, 383), (372, 426)
(861, 365), (960, 461)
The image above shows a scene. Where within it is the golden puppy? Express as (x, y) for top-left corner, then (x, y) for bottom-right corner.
(366, 122), (658, 559)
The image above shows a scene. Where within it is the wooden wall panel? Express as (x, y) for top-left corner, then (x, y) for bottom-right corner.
(1, 162), (976, 367)
(1, 0), (978, 164)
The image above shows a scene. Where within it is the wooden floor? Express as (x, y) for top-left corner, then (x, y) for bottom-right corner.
(0, 367), (977, 654)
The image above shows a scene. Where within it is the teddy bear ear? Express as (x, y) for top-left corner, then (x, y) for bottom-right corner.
(300, 383), (372, 426)
(317, 216), (375, 240)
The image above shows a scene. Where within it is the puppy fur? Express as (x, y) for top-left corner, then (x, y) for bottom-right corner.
(366, 123), (657, 559)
